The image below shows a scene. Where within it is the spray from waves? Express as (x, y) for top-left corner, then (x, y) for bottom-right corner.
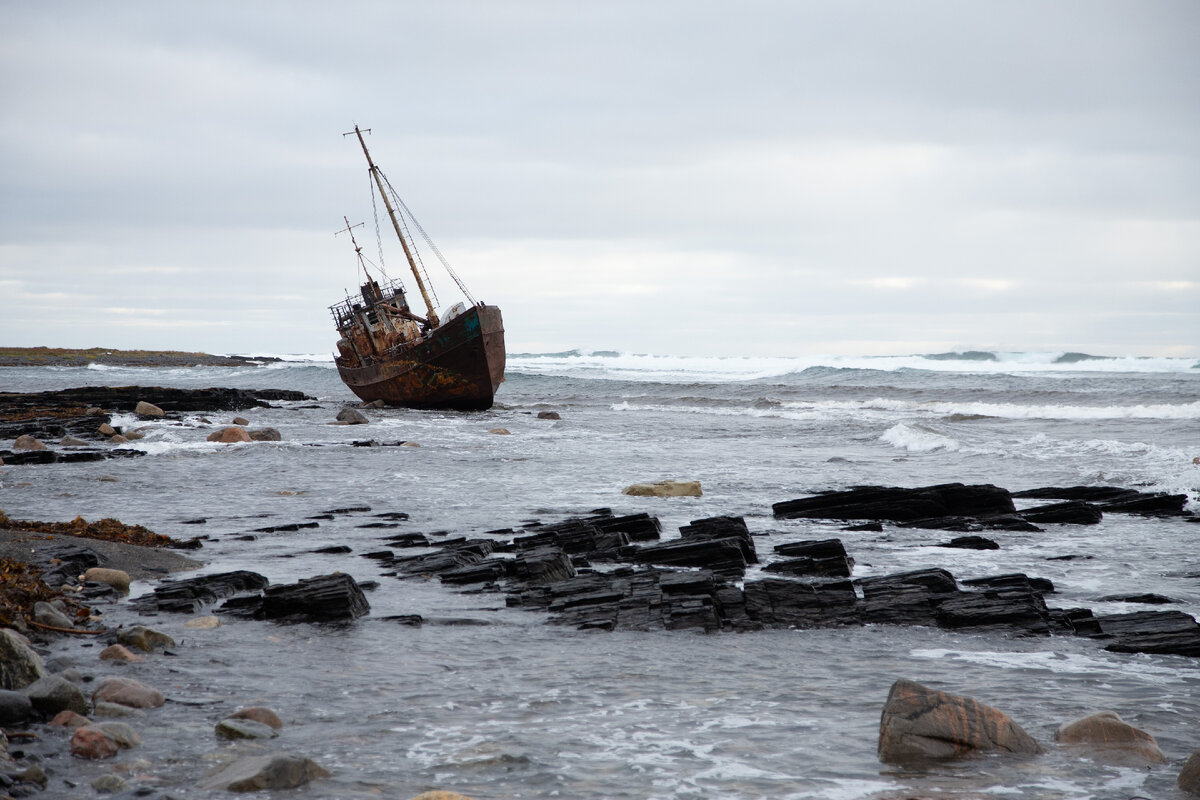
(785, 397), (1200, 421)
(611, 397), (1198, 424)
(508, 349), (1199, 383)
(878, 423), (961, 453)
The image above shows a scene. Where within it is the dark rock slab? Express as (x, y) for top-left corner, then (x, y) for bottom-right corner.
(1092, 610), (1200, 657)
(773, 483), (1016, 523)
(1049, 607), (1103, 636)
(858, 569), (959, 627)
(588, 512), (662, 542)
(962, 573), (1055, 595)
(1019, 500), (1103, 525)
(768, 538), (853, 577)
(222, 573), (370, 623)
(679, 516), (758, 564)
(935, 589), (1053, 634)
(440, 560), (509, 585)
(259, 573), (370, 622)
(627, 537), (747, 578)
(133, 570), (270, 614)
(510, 546), (575, 586)
(1012, 486), (1139, 502)
(1099, 493), (1189, 517)
(743, 577), (860, 628)
(1098, 593), (1176, 605)
(514, 519), (627, 558)
(938, 536), (999, 550)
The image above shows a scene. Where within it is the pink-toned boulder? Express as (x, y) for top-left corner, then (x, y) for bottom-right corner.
(1054, 711), (1165, 765)
(91, 676), (164, 709)
(98, 644), (145, 663)
(206, 426), (252, 443)
(13, 435), (46, 452)
(1180, 749), (1200, 795)
(49, 709), (91, 729)
(878, 679), (1041, 763)
(229, 706), (284, 730)
(70, 726), (118, 759)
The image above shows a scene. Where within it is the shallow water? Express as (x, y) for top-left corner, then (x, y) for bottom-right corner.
(2, 352), (1198, 798)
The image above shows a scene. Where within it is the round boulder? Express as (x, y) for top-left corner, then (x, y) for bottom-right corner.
(336, 408), (369, 425)
(536, 411), (561, 420)
(71, 726), (119, 759)
(206, 426), (252, 443)
(98, 644), (145, 663)
(23, 674), (90, 716)
(228, 706), (283, 730)
(0, 689), (34, 725)
(98, 423), (117, 437)
(13, 434), (46, 451)
(0, 629), (46, 690)
(196, 753), (330, 792)
(878, 678), (1041, 763)
(92, 676), (164, 709)
(83, 567), (131, 595)
(33, 601), (75, 629)
(60, 435), (90, 447)
(1180, 749), (1200, 795)
(134, 401), (164, 418)
(117, 625), (175, 652)
(622, 480), (703, 498)
(249, 427), (282, 441)
(232, 416), (250, 426)
(1054, 710), (1166, 765)
(49, 709), (91, 729)
(216, 718), (279, 740)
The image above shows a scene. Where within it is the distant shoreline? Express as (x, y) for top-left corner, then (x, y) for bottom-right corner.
(0, 347), (280, 368)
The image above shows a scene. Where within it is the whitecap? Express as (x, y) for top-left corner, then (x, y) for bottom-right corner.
(879, 423), (961, 452)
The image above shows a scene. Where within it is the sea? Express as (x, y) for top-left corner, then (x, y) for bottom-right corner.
(1, 350), (1198, 800)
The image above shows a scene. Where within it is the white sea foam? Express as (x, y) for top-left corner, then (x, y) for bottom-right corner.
(910, 648), (1189, 682)
(880, 423), (961, 452)
(788, 397), (1200, 421)
(508, 349), (1198, 382)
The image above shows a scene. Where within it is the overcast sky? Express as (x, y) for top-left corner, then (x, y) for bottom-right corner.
(1, 1), (1197, 359)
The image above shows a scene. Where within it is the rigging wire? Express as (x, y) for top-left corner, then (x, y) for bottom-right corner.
(368, 171), (398, 288)
(378, 170), (477, 307)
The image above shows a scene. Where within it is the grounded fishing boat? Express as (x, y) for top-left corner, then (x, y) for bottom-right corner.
(330, 126), (505, 410)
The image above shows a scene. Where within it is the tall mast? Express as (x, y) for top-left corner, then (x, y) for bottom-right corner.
(347, 126), (439, 327)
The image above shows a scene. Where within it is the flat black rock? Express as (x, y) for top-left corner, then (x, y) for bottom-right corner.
(133, 570), (270, 614)
(773, 483), (1016, 522)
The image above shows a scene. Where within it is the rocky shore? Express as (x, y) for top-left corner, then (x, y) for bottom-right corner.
(2, 386), (1198, 796)
(0, 348), (281, 369)
(0, 386), (311, 466)
(1, 479), (1199, 795)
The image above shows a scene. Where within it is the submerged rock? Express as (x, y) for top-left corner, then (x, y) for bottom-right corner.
(206, 426), (252, 443)
(1179, 749), (1200, 795)
(622, 480), (702, 497)
(877, 678), (1041, 763)
(196, 753), (330, 792)
(336, 407), (369, 425)
(91, 676), (165, 709)
(1053, 711), (1165, 765)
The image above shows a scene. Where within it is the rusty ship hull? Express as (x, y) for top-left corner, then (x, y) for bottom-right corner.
(336, 304), (505, 411)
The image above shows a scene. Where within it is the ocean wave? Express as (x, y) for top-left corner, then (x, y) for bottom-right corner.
(506, 349), (1199, 383)
(879, 423), (961, 452)
(784, 397), (1200, 421)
